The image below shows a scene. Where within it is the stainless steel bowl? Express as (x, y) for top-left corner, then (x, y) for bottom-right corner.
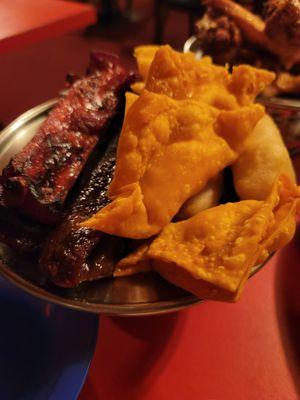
(0, 100), (271, 316)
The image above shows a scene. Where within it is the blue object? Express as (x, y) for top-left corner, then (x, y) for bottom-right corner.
(0, 277), (98, 400)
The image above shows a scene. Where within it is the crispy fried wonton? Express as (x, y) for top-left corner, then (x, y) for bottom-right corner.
(132, 45), (275, 219)
(145, 46), (275, 108)
(115, 176), (300, 301)
(124, 92), (138, 115)
(130, 45), (160, 94)
(115, 242), (151, 277)
(232, 115), (296, 200)
(133, 45), (274, 109)
(258, 175), (300, 263)
(82, 90), (264, 238)
(134, 45), (160, 81)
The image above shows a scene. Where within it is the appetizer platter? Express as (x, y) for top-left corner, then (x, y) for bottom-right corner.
(0, 45), (299, 315)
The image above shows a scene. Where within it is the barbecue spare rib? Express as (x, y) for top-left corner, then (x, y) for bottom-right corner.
(40, 133), (127, 287)
(1, 52), (134, 225)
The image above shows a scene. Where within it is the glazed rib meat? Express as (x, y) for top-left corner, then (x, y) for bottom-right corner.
(1, 52), (133, 225)
(40, 135), (126, 287)
(0, 184), (45, 253)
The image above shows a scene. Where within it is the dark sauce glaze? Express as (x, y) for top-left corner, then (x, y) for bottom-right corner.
(40, 136), (126, 287)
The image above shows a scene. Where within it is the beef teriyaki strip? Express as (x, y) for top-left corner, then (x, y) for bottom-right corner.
(1, 52), (133, 225)
(40, 136), (125, 287)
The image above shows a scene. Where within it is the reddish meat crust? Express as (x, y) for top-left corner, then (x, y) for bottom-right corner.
(2, 54), (133, 224)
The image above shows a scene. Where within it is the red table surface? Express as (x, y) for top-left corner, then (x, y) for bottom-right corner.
(0, 0), (96, 55)
(80, 158), (300, 400)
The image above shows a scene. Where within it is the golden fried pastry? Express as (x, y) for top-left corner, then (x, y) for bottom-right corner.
(130, 45), (160, 94)
(115, 176), (300, 301)
(82, 90), (264, 238)
(149, 198), (275, 298)
(145, 45), (274, 108)
(82, 47), (274, 238)
(84, 45), (297, 303)
(258, 175), (300, 262)
(134, 45), (160, 81)
(124, 92), (138, 115)
(133, 45), (274, 109)
(232, 114), (296, 200)
(130, 82), (145, 95)
(114, 242), (151, 277)
(229, 65), (277, 106)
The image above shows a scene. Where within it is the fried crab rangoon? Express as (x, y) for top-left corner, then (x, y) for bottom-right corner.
(82, 46), (273, 238)
(133, 45), (287, 209)
(131, 45), (160, 94)
(82, 90), (264, 238)
(124, 92), (138, 115)
(81, 44), (299, 302)
(232, 114), (296, 200)
(146, 47), (274, 107)
(115, 176), (300, 301)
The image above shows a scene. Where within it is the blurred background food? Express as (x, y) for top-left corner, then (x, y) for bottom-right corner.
(195, 0), (300, 97)
(2, 0), (300, 126)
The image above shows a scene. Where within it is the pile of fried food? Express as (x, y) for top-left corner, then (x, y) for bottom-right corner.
(195, 0), (300, 96)
(0, 45), (299, 302)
